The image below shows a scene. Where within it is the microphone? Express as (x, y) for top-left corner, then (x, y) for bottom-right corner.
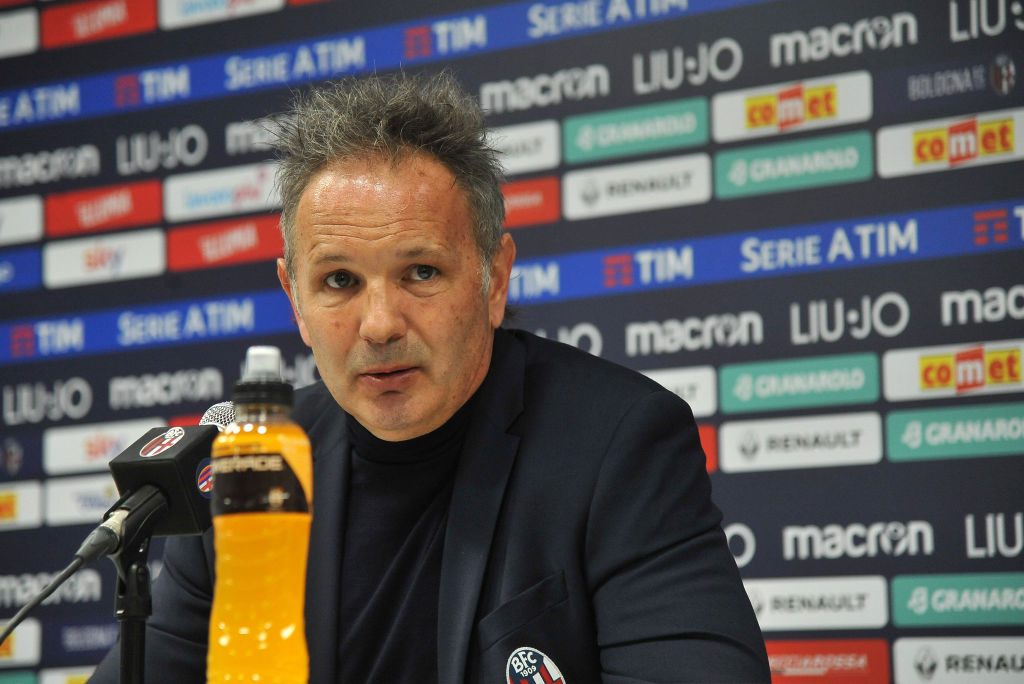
(106, 424), (219, 536)
(2, 408), (237, 645)
(200, 401), (236, 428)
(77, 407), (236, 564)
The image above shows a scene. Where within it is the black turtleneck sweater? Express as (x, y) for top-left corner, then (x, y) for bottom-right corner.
(337, 401), (473, 683)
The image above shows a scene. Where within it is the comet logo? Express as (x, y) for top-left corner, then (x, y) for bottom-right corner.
(746, 83), (838, 131)
(912, 117), (1014, 167)
(919, 346), (1021, 393)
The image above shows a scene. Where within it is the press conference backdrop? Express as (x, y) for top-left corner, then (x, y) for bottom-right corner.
(1, 0), (1022, 681)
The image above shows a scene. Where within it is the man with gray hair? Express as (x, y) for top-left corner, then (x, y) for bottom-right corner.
(89, 71), (769, 683)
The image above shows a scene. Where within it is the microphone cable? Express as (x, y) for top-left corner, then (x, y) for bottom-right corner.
(0, 554), (90, 647)
(2, 406), (234, 647)
(0, 501), (137, 646)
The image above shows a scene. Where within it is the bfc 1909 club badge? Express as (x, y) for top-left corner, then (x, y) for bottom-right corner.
(506, 647), (565, 684)
(139, 426), (186, 457)
(196, 457), (213, 499)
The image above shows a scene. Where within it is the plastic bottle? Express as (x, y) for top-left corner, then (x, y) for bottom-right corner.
(207, 345), (313, 683)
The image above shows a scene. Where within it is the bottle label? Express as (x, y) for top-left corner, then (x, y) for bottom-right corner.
(211, 452), (309, 515)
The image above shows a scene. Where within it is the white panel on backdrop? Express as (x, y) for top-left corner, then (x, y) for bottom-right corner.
(712, 71), (873, 142)
(159, 0), (285, 30)
(883, 338), (1024, 401)
(893, 637), (1024, 684)
(744, 575), (889, 631)
(42, 227), (165, 288)
(877, 107), (1024, 177)
(642, 365), (717, 417)
(0, 194), (43, 246)
(43, 417), (164, 475)
(0, 618), (41, 666)
(44, 473), (119, 526)
(0, 9), (39, 60)
(163, 162), (280, 223)
(720, 411), (883, 472)
(0, 480), (42, 531)
(489, 120), (561, 175)
(563, 153), (711, 219)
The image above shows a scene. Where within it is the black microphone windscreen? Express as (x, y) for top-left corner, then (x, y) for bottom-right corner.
(107, 425), (219, 536)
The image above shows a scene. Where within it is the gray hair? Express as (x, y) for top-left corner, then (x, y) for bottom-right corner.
(273, 71), (506, 282)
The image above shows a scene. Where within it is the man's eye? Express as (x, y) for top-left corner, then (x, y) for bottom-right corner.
(325, 271), (354, 289)
(410, 265), (438, 281)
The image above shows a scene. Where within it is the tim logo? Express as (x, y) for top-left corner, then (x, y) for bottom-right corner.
(919, 345), (1021, 393)
(913, 116), (1014, 166)
(402, 16), (485, 59)
(404, 25), (432, 59)
(139, 427), (185, 457)
(114, 74), (140, 107)
(114, 67), (190, 107)
(973, 208), (1010, 245)
(603, 253), (633, 288)
(506, 647), (565, 684)
(9, 324), (35, 358)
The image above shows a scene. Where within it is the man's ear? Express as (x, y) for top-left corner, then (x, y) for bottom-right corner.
(487, 233), (516, 329)
(277, 258), (313, 347)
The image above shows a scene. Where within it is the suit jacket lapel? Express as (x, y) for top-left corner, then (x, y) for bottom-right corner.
(438, 331), (524, 684)
(302, 389), (350, 683)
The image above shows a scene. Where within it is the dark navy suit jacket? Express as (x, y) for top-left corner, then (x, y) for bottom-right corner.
(89, 328), (770, 683)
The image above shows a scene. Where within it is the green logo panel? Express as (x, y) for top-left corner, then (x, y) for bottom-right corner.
(715, 131), (873, 198)
(564, 98), (708, 164)
(893, 573), (1024, 626)
(887, 402), (1024, 461)
(0, 674), (36, 684)
(720, 352), (879, 414)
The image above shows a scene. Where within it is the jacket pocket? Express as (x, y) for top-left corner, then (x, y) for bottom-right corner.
(476, 570), (568, 651)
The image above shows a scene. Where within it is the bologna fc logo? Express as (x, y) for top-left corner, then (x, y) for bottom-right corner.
(196, 458), (213, 499)
(139, 427), (185, 457)
(506, 647), (565, 684)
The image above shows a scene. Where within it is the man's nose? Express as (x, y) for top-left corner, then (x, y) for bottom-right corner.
(358, 282), (406, 344)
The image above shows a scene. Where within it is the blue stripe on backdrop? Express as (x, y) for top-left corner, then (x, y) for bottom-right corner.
(0, 0), (771, 132)
(509, 198), (1024, 304)
(0, 289), (294, 365)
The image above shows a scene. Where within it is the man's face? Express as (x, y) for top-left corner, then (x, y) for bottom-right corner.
(278, 153), (515, 441)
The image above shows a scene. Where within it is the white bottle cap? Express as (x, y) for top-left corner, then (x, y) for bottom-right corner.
(242, 345), (283, 382)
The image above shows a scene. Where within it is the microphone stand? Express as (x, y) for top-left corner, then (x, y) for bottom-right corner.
(105, 487), (168, 684)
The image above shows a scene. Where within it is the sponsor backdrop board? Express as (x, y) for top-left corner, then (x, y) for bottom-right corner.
(1, 0), (1022, 680)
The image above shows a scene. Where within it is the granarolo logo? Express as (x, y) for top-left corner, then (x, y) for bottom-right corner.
(139, 427), (185, 457)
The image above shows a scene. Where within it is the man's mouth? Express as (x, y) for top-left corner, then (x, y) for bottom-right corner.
(363, 365), (414, 378)
(358, 366), (419, 389)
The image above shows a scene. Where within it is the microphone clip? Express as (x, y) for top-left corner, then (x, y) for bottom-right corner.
(106, 485), (169, 682)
